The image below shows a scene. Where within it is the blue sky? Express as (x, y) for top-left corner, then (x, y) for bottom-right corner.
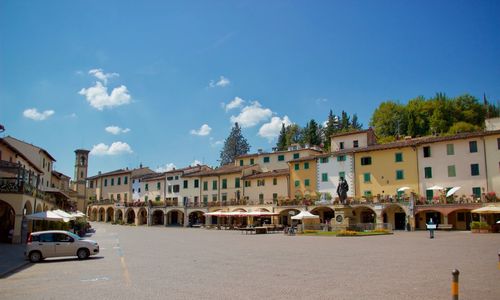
(1, 0), (499, 178)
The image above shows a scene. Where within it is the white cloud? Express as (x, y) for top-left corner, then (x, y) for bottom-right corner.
(79, 81), (131, 110)
(105, 126), (131, 135)
(23, 108), (55, 121)
(156, 163), (176, 172)
(209, 75), (230, 88)
(315, 98), (328, 104)
(230, 101), (273, 128)
(190, 124), (212, 136)
(90, 142), (133, 156)
(258, 116), (293, 141)
(209, 137), (223, 148)
(89, 68), (119, 84)
(191, 160), (202, 166)
(223, 96), (245, 112)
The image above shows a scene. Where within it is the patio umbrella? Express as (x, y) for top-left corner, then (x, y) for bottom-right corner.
(25, 211), (72, 222)
(471, 205), (500, 214)
(53, 209), (76, 220)
(291, 210), (320, 220)
(446, 187), (461, 197)
(70, 211), (86, 218)
(397, 187), (411, 192)
(427, 185), (444, 190)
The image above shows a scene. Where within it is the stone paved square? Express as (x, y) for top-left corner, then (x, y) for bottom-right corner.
(1, 222), (499, 299)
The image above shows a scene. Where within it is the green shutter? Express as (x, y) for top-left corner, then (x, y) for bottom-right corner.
(424, 167), (432, 179)
(278, 155), (285, 161)
(294, 164), (299, 170)
(321, 173), (328, 182)
(304, 162), (309, 169)
(304, 179), (310, 187)
(396, 170), (404, 180)
(446, 144), (454, 155)
(235, 178), (240, 188)
(447, 165), (456, 177)
(363, 173), (370, 183)
(294, 180), (300, 187)
(395, 153), (403, 162)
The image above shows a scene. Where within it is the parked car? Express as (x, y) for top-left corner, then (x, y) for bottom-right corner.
(25, 230), (99, 263)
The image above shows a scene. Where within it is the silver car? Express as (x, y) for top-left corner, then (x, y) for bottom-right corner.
(25, 230), (99, 262)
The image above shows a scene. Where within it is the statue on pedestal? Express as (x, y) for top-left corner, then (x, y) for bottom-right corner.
(337, 177), (349, 204)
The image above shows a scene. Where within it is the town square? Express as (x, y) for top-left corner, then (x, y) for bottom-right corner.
(1, 1), (500, 299)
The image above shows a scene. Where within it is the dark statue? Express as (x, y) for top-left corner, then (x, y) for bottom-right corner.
(337, 177), (349, 204)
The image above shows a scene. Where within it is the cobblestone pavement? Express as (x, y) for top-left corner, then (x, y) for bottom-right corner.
(1, 223), (499, 299)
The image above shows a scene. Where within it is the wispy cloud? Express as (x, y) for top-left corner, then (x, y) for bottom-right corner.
(209, 137), (223, 148)
(230, 101), (272, 128)
(315, 98), (328, 104)
(190, 124), (212, 136)
(90, 142), (133, 156)
(23, 108), (55, 121)
(191, 160), (202, 166)
(209, 75), (230, 88)
(156, 163), (176, 172)
(259, 116), (293, 141)
(65, 113), (77, 119)
(89, 68), (119, 85)
(105, 126), (131, 135)
(222, 97), (245, 112)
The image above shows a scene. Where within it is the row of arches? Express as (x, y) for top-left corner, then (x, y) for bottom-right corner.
(88, 206), (196, 227)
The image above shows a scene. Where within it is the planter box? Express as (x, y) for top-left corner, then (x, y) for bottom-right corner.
(471, 229), (490, 233)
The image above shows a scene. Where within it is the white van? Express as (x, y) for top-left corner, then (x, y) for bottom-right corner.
(25, 230), (99, 262)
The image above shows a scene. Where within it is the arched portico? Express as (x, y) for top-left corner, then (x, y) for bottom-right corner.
(98, 207), (105, 222)
(310, 206), (335, 223)
(415, 209), (442, 230)
(352, 206), (376, 224)
(278, 208), (301, 226)
(115, 209), (123, 222)
(166, 209), (184, 226)
(126, 209), (136, 224)
(0, 200), (15, 243)
(444, 208), (473, 230)
(106, 207), (114, 222)
(188, 210), (205, 226)
(91, 208), (98, 221)
(382, 204), (407, 230)
(151, 210), (164, 225)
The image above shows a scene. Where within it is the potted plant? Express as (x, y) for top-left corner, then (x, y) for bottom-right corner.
(470, 221), (490, 233)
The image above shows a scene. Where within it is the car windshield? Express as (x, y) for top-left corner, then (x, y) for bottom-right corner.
(66, 231), (83, 240)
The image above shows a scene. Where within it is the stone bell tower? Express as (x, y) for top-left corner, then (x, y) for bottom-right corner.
(74, 149), (90, 213)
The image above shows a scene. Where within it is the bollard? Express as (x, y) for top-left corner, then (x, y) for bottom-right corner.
(498, 252), (500, 270)
(451, 269), (459, 300)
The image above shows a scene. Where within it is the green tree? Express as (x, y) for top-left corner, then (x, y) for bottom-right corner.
(351, 114), (363, 130)
(448, 121), (481, 134)
(339, 111), (351, 131)
(285, 124), (302, 147)
(323, 110), (337, 151)
(370, 101), (406, 137)
(276, 123), (287, 151)
(219, 123), (250, 166)
(302, 119), (321, 146)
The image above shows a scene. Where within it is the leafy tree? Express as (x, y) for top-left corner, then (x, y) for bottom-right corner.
(301, 119), (321, 146)
(219, 123), (250, 166)
(285, 124), (302, 146)
(369, 101), (406, 137)
(339, 111), (351, 131)
(323, 110), (337, 151)
(448, 122), (481, 134)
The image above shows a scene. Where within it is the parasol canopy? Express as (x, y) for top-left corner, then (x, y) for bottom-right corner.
(291, 210), (320, 220)
(25, 210), (72, 222)
(446, 187), (461, 197)
(471, 205), (500, 214)
(427, 185), (444, 190)
(397, 187), (411, 192)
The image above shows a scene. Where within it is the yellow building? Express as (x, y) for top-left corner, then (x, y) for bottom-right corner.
(354, 140), (419, 200)
(288, 156), (318, 202)
(242, 169), (289, 205)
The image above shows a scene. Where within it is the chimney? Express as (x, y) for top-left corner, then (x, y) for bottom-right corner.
(257, 149), (263, 154)
(139, 163), (143, 168)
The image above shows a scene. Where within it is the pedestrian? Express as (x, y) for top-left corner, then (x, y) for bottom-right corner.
(8, 228), (14, 243)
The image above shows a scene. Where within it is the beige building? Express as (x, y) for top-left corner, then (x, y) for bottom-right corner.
(165, 165), (210, 206)
(330, 128), (377, 152)
(242, 169), (289, 205)
(236, 145), (322, 171)
(483, 130), (500, 195)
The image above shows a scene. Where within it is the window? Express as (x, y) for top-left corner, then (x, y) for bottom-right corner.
(138, 188), (141, 193)
(167, 176), (173, 181)
(363, 190), (372, 197)
(471, 164), (479, 176)
(497, 138), (500, 150)
(273, 178), (277, 185)
(446, 144), (454, 155)
(457, 212), (465, 222)
(395, 153), (403, 162)
(203, 181), (208, 191)
(124, 193), (128, 201)
(117, 194), (121, 201)
(250, 158), (254, 165)
(426, 190), (433, 200)
(194, 179), (199, 188)
(155, 195), (160, 201)
(222, 179), (227, 189)
(257, 179), (265, 187)
(245, 180), (251, 187)
(304, 162), (309, 169)
(294, 180), (300, 187)
(293, 153), (299, 159)
(80, 171), (84, 179)
(259, 194), (264, 204)
(423, 146), (431, 157)
(294, 164), (299, 171)
(278, 155), (285, 161)
(469, 141), (478, 153)
(273, 193), (278, 201)
(396, 170), (404, 180)
(173, 185), (179, 193)
(337, 155), (346, 162)
(183, 180), (188, 189)
(339, 142), (344, 150)
(321, 173), (328, 182)
(157, 182), (161, 190)
(212, 194), (217, 202)
(263, 156), (270, 163)
(111, 178), (114, 186)
(363, 173), (371, 183)
(339, 171), (345, 179)
(117, 177), (121, 185)
(212, 180), (217, 190)
(360, 157), (372, 165)
(203, 195), (208, 204)
(472, 187), (481, 198)
(89, 181), (94, 188)
(167, 186), (172, 193)
(239, 160), (244, 166)
(235, 178), (240, 188)
(424, 167), (432, 179)
(353, 140), (359, 148)
(145, 183), (149, 191)
(448, 165), (456, 177)
(221, 193), (227, 202)
(174, 175), (179, 180)
(320, 157), (329, 163)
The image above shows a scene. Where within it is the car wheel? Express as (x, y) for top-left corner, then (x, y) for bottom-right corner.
(77, 248), (90, 260)
(29, 251), (42, 263)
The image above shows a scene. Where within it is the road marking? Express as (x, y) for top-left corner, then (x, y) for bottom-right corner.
(81, 276), (110, 282)
(114, 238), (131, 285)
